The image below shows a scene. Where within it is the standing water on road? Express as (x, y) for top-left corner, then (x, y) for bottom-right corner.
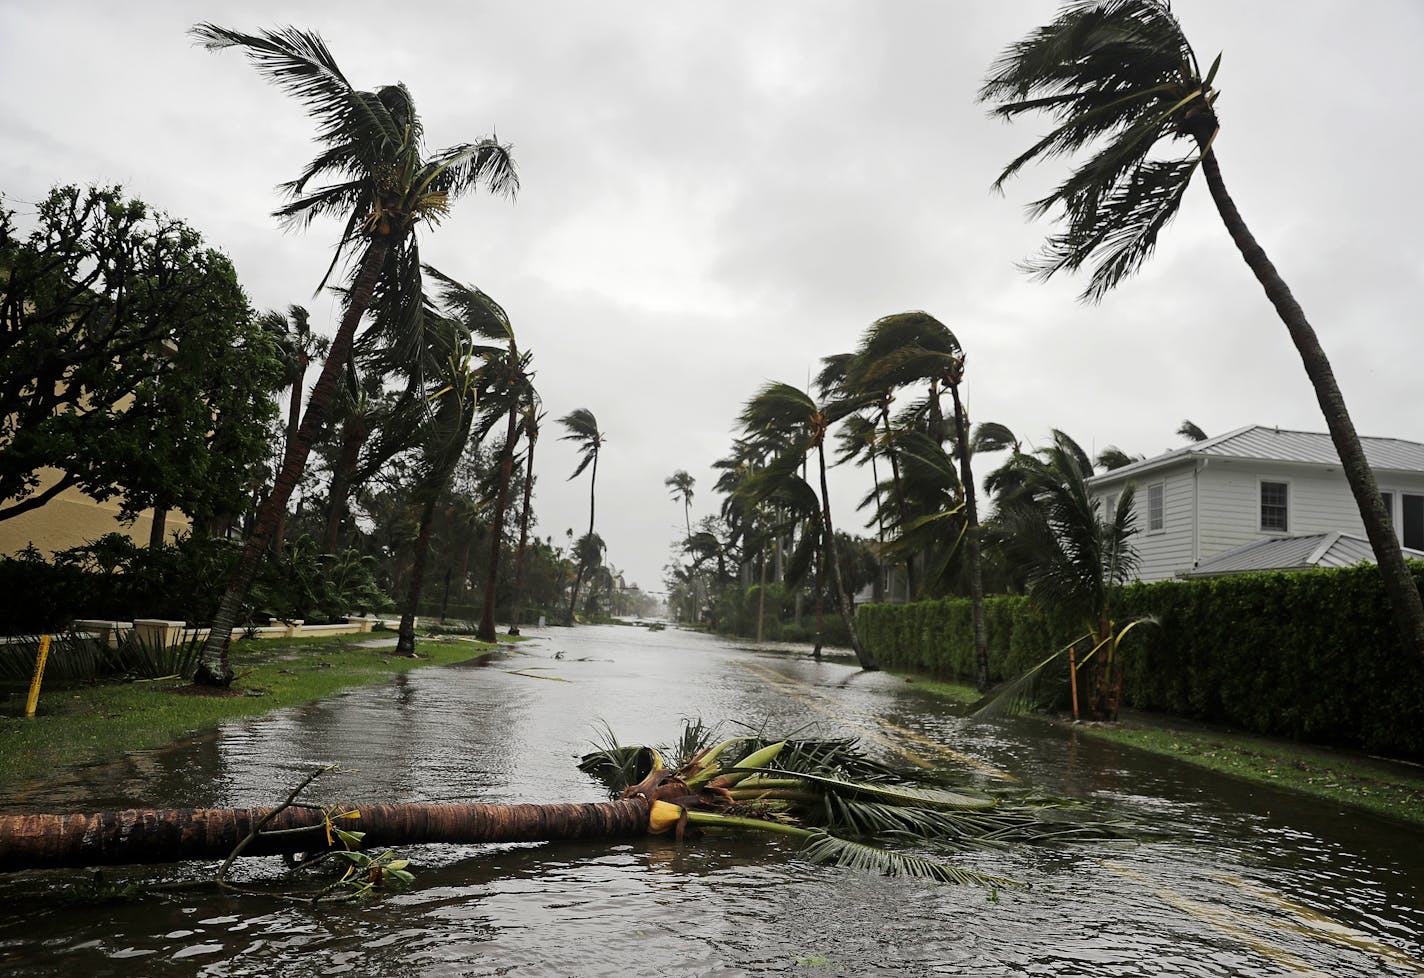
(1, 623), (1421, 976)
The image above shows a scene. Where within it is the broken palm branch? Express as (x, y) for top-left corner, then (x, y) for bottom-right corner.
(577, 723), (1131, 888)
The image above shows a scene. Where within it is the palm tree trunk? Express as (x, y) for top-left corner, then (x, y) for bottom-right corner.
(396, 492), (439, 656)
(1197, 145), (1424, 663)
(566, 564), (587, 626)
(880, 403), (917, 598)
(812, 534), (824, 661)
(509, 436), (537, 635)
(194, 239), (392, 687)
(0, 798), (650, 872)
(478, 405), (520, 642)
(323, 412), (369, 555)
(948, 383), (990, 691)
(817, 444), (877, 670)
(148, 507), (169, 549)
(273, 356), (306, 553)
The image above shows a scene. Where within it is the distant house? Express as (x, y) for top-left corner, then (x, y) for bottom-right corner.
(1085, 425), (1424, 582)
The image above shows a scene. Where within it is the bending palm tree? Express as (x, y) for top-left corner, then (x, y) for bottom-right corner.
(851, 312), (989, 689)
(508, 398), (544, 635)
(739, 383), (877, 670)
(189, 24), (517, 685)
(665, 470), (696, 539)
(264, 304), (329, 552)
(559, 408), (605, 625)
(982, 0), (1424, 661)
(988, 431), (1140, 720)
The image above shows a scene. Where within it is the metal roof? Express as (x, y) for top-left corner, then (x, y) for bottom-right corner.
(1184, 532), (1424, 578)
(1088, 425), (1424, 486)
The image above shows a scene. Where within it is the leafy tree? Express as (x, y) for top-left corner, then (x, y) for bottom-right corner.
(0, 184), (280, 534)
(982, 0), (1424, 662)
(558, 408), (605, 624)
(1095, 446), (1142, 472)
(189, 24), (517, 684)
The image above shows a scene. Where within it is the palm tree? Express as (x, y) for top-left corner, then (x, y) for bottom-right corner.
(850, 312), (989, 688)
(739, 383), (877, 670)
(1095, 446), (1142, 472)
(394, 311), (483, 657)
(508, 398), (544, 635)
(665, 470), (695, 540)
(992, 431), (1139, 719)
(559, 408), (605, 625)
(263, 305), (330, 552)
(1177, 420), (1208, 443)
(188, 24), (517, 685)
(981, 0), (1424, 662)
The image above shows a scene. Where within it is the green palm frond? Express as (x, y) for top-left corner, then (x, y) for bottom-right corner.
(743, 768), (999, 811)
(798, 831), (1016, 889)
(981, 0), (1220, 301)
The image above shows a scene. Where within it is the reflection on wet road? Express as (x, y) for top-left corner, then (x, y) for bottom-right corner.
(2, 623), (1420, 976)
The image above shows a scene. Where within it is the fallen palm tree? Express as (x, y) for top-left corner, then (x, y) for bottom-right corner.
(0, 723), (1127, 889)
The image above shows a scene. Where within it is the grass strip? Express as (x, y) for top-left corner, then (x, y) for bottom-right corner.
(1078, 723), (1424, 829)
(898, 669), (1424, 829)
(0, 633), (497, 796)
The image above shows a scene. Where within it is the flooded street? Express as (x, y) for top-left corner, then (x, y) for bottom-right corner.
(2, 623), (1421, 976)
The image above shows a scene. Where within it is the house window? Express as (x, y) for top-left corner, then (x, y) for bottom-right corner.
(1404, 494), (1424, 550)
(1147, 483), (1164, 532)
(1261, 481), (1289, 532)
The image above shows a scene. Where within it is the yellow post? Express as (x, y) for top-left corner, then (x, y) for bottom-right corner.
(24, 634), (51, 719)
(1067, 644), (1080, 722)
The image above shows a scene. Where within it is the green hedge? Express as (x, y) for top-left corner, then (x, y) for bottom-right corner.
(857, 564), (1424, 759)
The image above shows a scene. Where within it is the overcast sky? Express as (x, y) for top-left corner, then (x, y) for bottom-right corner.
(4, 2), (1422, 593)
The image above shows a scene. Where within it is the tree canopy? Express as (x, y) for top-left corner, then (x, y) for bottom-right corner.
(0, 184), (281, 528)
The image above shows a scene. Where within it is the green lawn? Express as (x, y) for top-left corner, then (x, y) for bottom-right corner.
(0, 632), (499, 795)
(898, 669), (1424, 829)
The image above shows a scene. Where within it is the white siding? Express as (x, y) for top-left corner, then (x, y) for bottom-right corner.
(1090, 461), (1196, 582)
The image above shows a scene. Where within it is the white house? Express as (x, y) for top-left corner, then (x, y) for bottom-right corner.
(1085, 425), (1424, 582)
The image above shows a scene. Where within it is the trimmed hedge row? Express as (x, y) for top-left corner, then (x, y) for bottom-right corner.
(856, 564), (1424, 759)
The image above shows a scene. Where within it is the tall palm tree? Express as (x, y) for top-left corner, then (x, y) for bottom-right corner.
(665, 470), (696, 540)
(394, 306), (484, 657)
(263, 305), (330, 552)
(982, 0), (1424, 662)
(850, 312), (989, 688)
(412, 268), (531, 644)
(739, 383), (877, 670)
(508, 398), (544, 635)
(559, 408), (605, 624)
(189, 24), (517, 685)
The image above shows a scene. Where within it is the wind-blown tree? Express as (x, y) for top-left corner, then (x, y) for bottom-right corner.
(188, 24), (517, 685)
(850, 312), (989, 688)
(738, 383), (877, 671)
(569, 531), (606, 622)
(394, 310), (482, 657)
(264, 304), (330, 552)
(413, 268), (531, 644)
(508, 399), (544, 635)
(1177, 420), (1208, 443)
(0, 185), (279, 536)
(559, 408), (605, 625)
(991, 430), (1139, 719)
(1095, 446), (1142, 472)
(666, 470), (696, 540)
(981, 0), (1424, 662)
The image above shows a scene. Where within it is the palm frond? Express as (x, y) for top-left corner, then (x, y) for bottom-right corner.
(798, 831), (1016, 889)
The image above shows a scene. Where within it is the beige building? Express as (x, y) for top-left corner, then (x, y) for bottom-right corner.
(0, 465), (187, 556)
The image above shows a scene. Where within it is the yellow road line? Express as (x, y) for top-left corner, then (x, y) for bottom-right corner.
(1210, 872), (1424, 975)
